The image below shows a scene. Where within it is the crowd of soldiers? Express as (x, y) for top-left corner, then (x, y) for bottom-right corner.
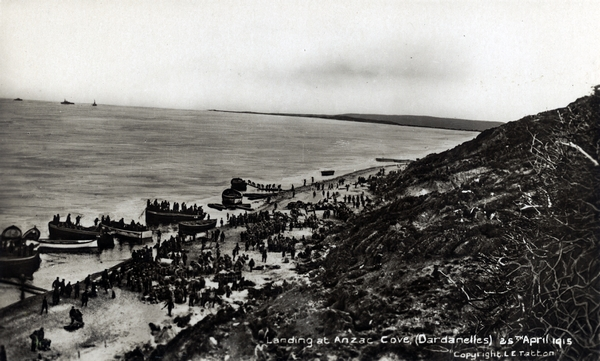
(123, 231), (252, 314)
(46, 268), (117, 310)
(226, 209), (272, 228)
(147, 199), (206, 216)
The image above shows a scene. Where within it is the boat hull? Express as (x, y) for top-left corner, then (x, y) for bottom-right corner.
(48, 222), (100, 240)
(222, 188), (243, 205)
(321, 170), (335, 176)
(37, 239), (98, 253)
(178, 219), (217, 235)
(0, 253), (41, 278)
(145, 209), (205, 225)
(100, 224), (153, 242)
(231, 178), (247, 191)
(208, 203), (226, 211)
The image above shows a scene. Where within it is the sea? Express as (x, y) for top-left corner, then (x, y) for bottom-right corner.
(0, 98), (478, 307)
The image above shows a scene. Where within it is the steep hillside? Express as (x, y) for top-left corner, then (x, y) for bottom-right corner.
(314, 88), (600, 360)
(153, 88), (598, 361)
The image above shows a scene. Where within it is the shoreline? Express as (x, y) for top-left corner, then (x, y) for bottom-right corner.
(209, 109), (501, 132)
(0, 164), (389, 360)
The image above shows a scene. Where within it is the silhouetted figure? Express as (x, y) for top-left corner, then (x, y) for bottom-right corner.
(40, 296), (48, 314)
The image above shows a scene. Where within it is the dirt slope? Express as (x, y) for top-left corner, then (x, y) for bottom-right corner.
(155, 88), (599, 361)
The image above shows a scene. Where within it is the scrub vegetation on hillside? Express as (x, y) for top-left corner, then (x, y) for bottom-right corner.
(147, 87), (599, 361)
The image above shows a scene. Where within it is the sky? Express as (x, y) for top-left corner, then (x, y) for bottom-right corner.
(1, 0), (599, 122)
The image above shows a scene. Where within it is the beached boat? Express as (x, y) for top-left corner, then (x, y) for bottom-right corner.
(100, 223), (153, 242)
(61, 99), (74, 105)
(208, 203), (226, 211)
(97, 234), (116, 249)
(222, 188), (243, 206)
(22, 227), (41, 241)
(231, 178), (247, 191)
(321, 170), (335, 176)
(145, 208), (206, 225)
(242, 193), (272, 200)
(236, 204), (253, 211)
(178, 219), (217, 235)
(36, 239), (98, 253)
(48, 222), (101, 240)
(0, 225), (41, 278)
(0, 252), (41, 278)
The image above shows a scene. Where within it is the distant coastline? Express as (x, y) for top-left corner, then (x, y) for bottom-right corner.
(209, 109), (504, 132)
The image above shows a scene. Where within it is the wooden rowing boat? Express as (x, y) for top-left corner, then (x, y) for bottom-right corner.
(48, 222), (101, 240)
(0, 226), (41, 278)
(208, 203), (226, 211)
(0, 252), (41, 278)
(236, 204), (253, 211)
(36, 239), (98, 253)
(242, 193), (272, 200)
(222, 188), (243, 206)
(230, 178), (247, 191)
(145, 208), (206, 225)
(178, 219), (218, 235)
(100, 223), (152, 242)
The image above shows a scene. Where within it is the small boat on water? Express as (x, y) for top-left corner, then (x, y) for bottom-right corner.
(48, 221), (101, 240)
(178, 219), (217, 236)
(208, 203), (226, 211)
(231, 178), (247, 191)
(13, 98), (23, 101)
(61, 99), (74, 105)
(92, 100), (97, 106)
(0, 225), (41, 278)
(222, 188), (243, 206)
(321, 170), (335, 176)
(100, 223), (153, 242)
(36, 239), (98, 253)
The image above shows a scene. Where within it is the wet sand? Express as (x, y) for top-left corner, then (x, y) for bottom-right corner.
(0, 165), (394, 360)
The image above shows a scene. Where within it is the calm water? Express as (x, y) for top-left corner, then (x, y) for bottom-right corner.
(0, 98), (478, 306)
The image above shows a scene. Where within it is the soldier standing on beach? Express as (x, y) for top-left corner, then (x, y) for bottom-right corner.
(40, 296), (48, 314)
(74, 281), (80, 299)
(163, 298), (174, 316)
(81, 290), (88, 307)
(261, 248), (267, 263)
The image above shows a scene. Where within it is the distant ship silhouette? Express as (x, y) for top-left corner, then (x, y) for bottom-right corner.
(61, 99), (74, 105)
(13, 98), (23, 101)
(92, 100), (97, 106)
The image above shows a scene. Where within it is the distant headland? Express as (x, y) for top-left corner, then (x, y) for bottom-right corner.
(209, 110), (504, 132)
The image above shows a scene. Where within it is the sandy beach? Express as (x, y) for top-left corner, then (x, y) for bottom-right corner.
(0, 165), (393, 361)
